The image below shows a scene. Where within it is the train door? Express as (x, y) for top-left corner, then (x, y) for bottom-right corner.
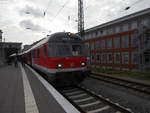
(43, 44), (48, 68)
(31, 50), (35, 66)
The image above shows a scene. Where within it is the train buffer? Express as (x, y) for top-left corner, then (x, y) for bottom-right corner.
(0, 64), (80, 113)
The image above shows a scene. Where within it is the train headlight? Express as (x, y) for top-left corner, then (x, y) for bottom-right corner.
(81, 62), (86, 66)
(57, 64), (63, 68)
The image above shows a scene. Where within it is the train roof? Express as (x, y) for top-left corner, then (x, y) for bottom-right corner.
(49, 32), (81, 41)
(20, 32), (81, 55)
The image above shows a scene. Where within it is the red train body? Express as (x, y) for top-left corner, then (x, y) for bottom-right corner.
(21, 32), (89, 86)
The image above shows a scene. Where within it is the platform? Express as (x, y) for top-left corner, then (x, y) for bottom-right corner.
(0, 64), (80, 113)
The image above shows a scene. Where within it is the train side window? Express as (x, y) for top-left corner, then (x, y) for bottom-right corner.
(44, 46), (47, 56)
(37, 49), (40, 58)
(34, 50), (36, 58)
(31, 51), (34, 58)
(33, 50), (36, 58)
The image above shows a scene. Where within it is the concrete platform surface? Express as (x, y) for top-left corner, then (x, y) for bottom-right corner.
(0, 65), (25, 113)
(0, 64), (80, 113)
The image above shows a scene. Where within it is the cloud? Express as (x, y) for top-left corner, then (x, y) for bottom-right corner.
(1, 0), (150, 45)
(19, 5), (44, 18)
(20, 19), (44, 32)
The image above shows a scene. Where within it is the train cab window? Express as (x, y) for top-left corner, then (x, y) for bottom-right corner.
(57, 44), (71, 56)
(72, 45), (82, 56)
(48, 42), (84, 57)
(49, 43), (72, 57)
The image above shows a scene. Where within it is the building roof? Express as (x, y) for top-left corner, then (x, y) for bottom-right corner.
(85, 7), (150, 33)
(0, 42), (22, 48)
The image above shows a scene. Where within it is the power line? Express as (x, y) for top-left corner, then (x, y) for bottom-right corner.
(51, 0), (70, 22)
(43, 0), (52, 16)
(125, 0), (145, 10)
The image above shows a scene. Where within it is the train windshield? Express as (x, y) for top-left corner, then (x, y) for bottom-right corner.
(56, 44), (72, 56)
(48, 42), (85, 57)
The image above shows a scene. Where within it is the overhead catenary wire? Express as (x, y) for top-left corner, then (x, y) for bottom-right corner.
(43, 0), (70, 30)
(50, 0), (70, 22)
(85, 0), (145, 28)
(43, 0), (52, 16)
(125, 0), (145, 10)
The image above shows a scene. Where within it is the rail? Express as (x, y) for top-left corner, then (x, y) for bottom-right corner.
(90, 73), (150, 95)
(60, 86), (133, 113)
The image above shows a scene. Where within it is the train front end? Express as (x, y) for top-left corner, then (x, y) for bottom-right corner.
(47, 33), (89, 86)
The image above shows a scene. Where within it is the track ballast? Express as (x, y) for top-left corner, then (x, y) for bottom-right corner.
(60, 86), (133, 113)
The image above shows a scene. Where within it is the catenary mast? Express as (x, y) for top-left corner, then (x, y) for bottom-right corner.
(78, 0), (84, 37)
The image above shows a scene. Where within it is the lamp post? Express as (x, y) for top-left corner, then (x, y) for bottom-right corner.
(0, 29), (3, 42)
(0, 30), (3, 65)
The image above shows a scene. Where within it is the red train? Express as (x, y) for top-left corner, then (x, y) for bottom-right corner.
(21, 32), (89, 86)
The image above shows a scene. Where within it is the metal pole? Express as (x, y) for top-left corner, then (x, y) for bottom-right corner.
(78, 0), (84, 38)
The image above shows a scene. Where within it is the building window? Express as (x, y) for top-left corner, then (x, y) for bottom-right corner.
(101, 40), (105, 49)
(113, 26), (116, 34)
(85, 43), (90, 49)
(87, 34), (90, 39)
(91, 33), (94, 38)
(131, 21), (137, 29)
(96, 54), (101, 62)
(123, 24), (128, 32)
(120, 24), (123, 32)
(109, 28), (113, 34)
(116, 26), (120, 33)
(128, 23), (131, 30)
(122, 52), (129, 64)
(122, 37), (129, 48)
(144, 53), (150, 65)
(91, 55), (95, 62)
(142, 18), (149, 26)
(108, 53), (113, 63)
(114, 38), (120, 48)
(107, 28), (113, 35)
(102, 54), (107, 63)
(95, 31), (98, 37)
(95, 40), (101, 49)
(100, 30), (103, 35)
(106, 39), (112, 49)
(137, 19), (142, 27)
(103, 29), (107, 36)
(132, 52), (139, 64)
(85, 43), (90, 56)
(115, 53), (120, 64)
(90, 42), (94, 50)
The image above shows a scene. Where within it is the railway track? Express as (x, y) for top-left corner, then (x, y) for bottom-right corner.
(60, 86), (133, 113)
(90, 73), (150, 96)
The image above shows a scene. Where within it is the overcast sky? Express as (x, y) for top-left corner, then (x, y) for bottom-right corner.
(0, 0), (150, 45)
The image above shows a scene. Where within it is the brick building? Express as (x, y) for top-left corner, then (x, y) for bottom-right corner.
(83, 8), (150, 71)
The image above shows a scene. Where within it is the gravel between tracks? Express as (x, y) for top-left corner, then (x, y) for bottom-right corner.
(81, 77), (150, 113)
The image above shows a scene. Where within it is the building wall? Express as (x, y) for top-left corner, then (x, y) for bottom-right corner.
(0, 42), (22, 65)
(84, 12), (150, 71)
